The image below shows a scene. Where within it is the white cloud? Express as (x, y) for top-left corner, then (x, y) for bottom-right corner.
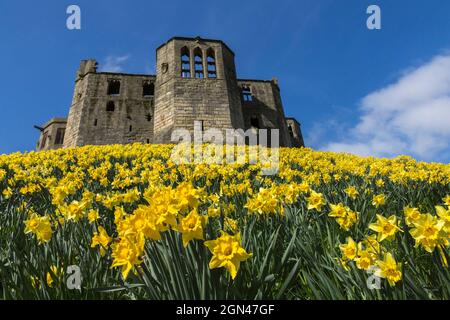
(99, 55), (130, 72)
(323, 53), (450, 163)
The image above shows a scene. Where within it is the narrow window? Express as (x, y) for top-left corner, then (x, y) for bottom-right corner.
(207, 49), (217, 78)
(194, 48), (204, 79)
(146, 139), (150, 144)
(181, 47), (191, 78)
(146, 114), (152, 121)
(106, 101), (115, 112)
(242, 86), (253, 102)
(40, 131), (48, 149)
(55, 128), (65, 145)
(107, 80), (121, 95)
(94, 119), (98, 126)
(143, 82), (154, 97)
(129, 125), (132, 132)
(288, 125), (294, 137)
(250, 116), (260, 129)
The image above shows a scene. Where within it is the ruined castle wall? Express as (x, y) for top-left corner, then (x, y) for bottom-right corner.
(64, 71), (155, 147)
(37, 119), (67, 151)
(237, 80), (292, 147)
(286, 118), (305, 148)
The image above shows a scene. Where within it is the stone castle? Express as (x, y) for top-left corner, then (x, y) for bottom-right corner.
(35, 36), (304, 151)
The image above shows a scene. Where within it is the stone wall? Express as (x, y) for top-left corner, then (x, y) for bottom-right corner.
(237, 79), (292, 147)
(36, 118), (67, 151)
(64, 60), (155, 147)
(286, 118), (305, 148)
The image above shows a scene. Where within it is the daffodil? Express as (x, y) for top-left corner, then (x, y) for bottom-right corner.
(340, 237), (357, 261)
(307, 190), (326, 212)
(24, 213), (53, 244)
(204, 232), (252, 280)
(344, 186), (359, 200)
(375, 253), (402, 287)
(409, 213), (447, 253)
(372, 194), (386, 208)
(435, 206), (450, 233)
(111, 234), (145, 280)
(175, 209), (208, 247)
(403, 207), (421, 227)
(87, 209), (100, 223)
(443, 195), (450, 207)
(91, 226), (112, 256)
(369, 214), (402, 242)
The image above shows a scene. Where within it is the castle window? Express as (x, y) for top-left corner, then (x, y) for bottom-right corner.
(107, 80), (121, 95)
(129, 125), (133, 132)
(143, 82), (154, 97)
(207, 49), (217, 78)
(194, 48), (204, 79)
(146, 114), (152, 121)
(288, 124), (294, 137)
(181, 47), (191, 78)
(146, 139), (150, 144)
(250, 116), (260, 129)
(55, 128), (65, 145)
(106, 101), (115, 112)
(94, 119), (98, 126)
(40, 132), (48, 149)
(242, 86), (253, 102)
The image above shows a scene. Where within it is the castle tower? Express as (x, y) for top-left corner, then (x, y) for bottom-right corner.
(153, 37), (245, 143)
(63, 60), (97, 147)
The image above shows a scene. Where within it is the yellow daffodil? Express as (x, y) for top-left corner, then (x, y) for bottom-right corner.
(111, 234), (145, 280)
(409, 213), (447, 253)
(369, 214), (402, 242)
(175, 209), (208, 247)
(307, 190), (326, 212)
(24, 213), (53, 244)
(375, 253), (402, 287)
(204, 232), (252, 280)
(344, 186), (359, 200)
(372, 194), (386, 208)
(91, 226), (112, 256)
(403, 207), (421, 227)
(340, 237), (357, 261)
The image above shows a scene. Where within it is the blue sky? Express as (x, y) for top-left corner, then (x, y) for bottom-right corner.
(0, 0), (449, 163)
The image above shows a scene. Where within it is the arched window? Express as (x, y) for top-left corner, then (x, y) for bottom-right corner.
(207, 49), (217, 78)
(143, 81), (154, 96)
(106, 101), (115, 112)
(242, 86), (253, 102)
(194, 48), (204, 78)
(107, 80), (121, 95)
(181, 47), (191, 78)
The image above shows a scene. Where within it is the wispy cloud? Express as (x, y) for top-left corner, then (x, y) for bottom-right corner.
(99, 55), (131, 72)
(322, 53), (450, 163)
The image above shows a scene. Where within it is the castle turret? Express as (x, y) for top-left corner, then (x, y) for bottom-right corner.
(153, 36), (245, 143)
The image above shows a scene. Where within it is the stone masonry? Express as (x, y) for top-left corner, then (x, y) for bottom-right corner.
(35, 36), (305, 151)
